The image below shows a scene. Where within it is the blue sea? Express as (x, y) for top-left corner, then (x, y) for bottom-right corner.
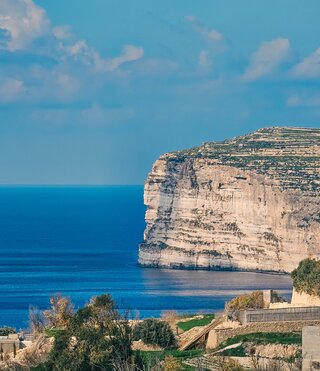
(0, 186), (292, 329)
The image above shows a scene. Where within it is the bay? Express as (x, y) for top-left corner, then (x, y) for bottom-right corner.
(0, 186), (292, 329)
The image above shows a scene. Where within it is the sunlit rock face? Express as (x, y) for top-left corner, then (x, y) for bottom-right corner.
(139, 127), (320, 273)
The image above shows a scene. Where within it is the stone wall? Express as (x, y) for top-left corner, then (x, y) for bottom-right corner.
(0, 335), (20, 355)
(207, 320), (320, 349)
(302, 326), (320, 371)
(238, 306), (320, 325)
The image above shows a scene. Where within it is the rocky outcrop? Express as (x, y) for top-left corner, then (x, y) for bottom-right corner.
(139, 127), (320, 273)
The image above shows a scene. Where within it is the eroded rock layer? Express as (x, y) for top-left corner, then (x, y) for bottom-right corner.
(139, 127), (320, 273)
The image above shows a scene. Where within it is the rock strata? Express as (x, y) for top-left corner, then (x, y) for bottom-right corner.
(139, 127), (320, 273)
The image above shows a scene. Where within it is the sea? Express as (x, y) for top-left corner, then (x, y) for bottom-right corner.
(0, 186), (292, 329)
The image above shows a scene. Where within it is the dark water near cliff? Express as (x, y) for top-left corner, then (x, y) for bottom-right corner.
(0, 186), (292, 329)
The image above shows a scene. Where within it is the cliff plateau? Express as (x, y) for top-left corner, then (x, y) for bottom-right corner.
(139, 127), (320, 273)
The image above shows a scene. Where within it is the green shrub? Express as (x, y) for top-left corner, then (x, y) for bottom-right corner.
(291, 258), (320, 297)
(0, 327), (16, 336)
(226, 291), (264, 311)
(133, 319), (176, 348)
(33, 294), (134, 371)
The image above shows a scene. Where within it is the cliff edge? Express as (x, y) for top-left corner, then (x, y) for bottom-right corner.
(139, 127), (320, 273)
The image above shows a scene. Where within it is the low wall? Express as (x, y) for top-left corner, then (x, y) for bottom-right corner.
(0, 335), (21, 355)
(238, 306), (320, 325)
(0, 340), (20, 355)
(207, 320), (320, 349)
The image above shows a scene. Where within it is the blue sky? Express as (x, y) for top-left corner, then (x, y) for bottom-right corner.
(0, 0), (320, 184)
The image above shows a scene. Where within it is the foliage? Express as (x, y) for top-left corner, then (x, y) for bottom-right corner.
(163, 355), (183, 371)
(133, 319), (176, 348)
(161, 310), (178, 322)
(0, 326), (16, 336)
(220, 344), (246, 357)
(291, 258), (320, 297)
(177, 314), (215, 332)
(215, 357), (246, 371)
(220, 332), (302, 349)
(29, 306), (46, 335)
(43, 294), (74, 328)
(138, 349), (203, 362)
(44, 328), (66, 338)
(33, 294), (136, 371)
(226, 291), (264, 312)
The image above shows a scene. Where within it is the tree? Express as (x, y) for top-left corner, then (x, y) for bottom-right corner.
(35, 294), (136, 371)
(43, 294), (74, 328)
(291, 258), (320, 297)
(132, 319), (176, 348)
(29, 306), (46, 335)
(226, 291), (265, 312)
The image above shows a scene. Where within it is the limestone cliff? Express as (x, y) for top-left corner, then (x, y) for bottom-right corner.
(139, 127), (320, 273)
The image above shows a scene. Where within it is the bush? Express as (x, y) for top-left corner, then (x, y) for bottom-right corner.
(0, 327), (16, 336)
(163, 355), (182, 371)
(291, 258), (320, 297)
(226, 291), (264, 312)
(133, 319), (176, 348)
(216, 357), (245, 371)
(33, 294), (135, 371)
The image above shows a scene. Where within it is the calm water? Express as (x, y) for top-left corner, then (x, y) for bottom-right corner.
(0, 186), (292, 329)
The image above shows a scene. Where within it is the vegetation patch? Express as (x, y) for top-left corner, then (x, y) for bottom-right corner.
(220, 344), (246, 357)
(133, 318), (177, 348)
(177, 314), (215, 332)
(0, 327), (16, 336)
(44, 328), (66, 338)
(139, 349), (203, 361)
(226, 291), (264, 311)
(291, 258), (320, 297)
(220, 332), (302, 349)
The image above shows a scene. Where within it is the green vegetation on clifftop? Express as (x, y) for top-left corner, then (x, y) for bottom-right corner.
(291, 258), (320, 297)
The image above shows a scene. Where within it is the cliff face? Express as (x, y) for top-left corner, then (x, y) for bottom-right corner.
(139, 127), (320, 273)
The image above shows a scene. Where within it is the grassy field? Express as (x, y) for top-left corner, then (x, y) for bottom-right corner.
(138, 349), (203, 361)
(138, 349), (203, 371)
(221, 332), (302, 347)
(177, 314), (215, 332)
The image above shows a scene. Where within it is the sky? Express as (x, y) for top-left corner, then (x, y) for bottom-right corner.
(0, 0), (320, 184)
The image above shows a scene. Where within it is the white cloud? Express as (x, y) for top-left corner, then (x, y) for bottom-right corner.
(0, 0), (145, 106)
(130, 58), (178, 76)
(242, 38), (292, 81)
(198, 50), (212, 68)
(53, 25), (72, 41)
(0, 78), (25, 102)
(95, 45), (144, 72)
(291, 48), (320, 79)
(208, 30), (223, 42)
(286, 94), (320, 107)
(0, 0), (50, 51)
(0, 0), (144, 74)
(186, 15), (225, 52)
